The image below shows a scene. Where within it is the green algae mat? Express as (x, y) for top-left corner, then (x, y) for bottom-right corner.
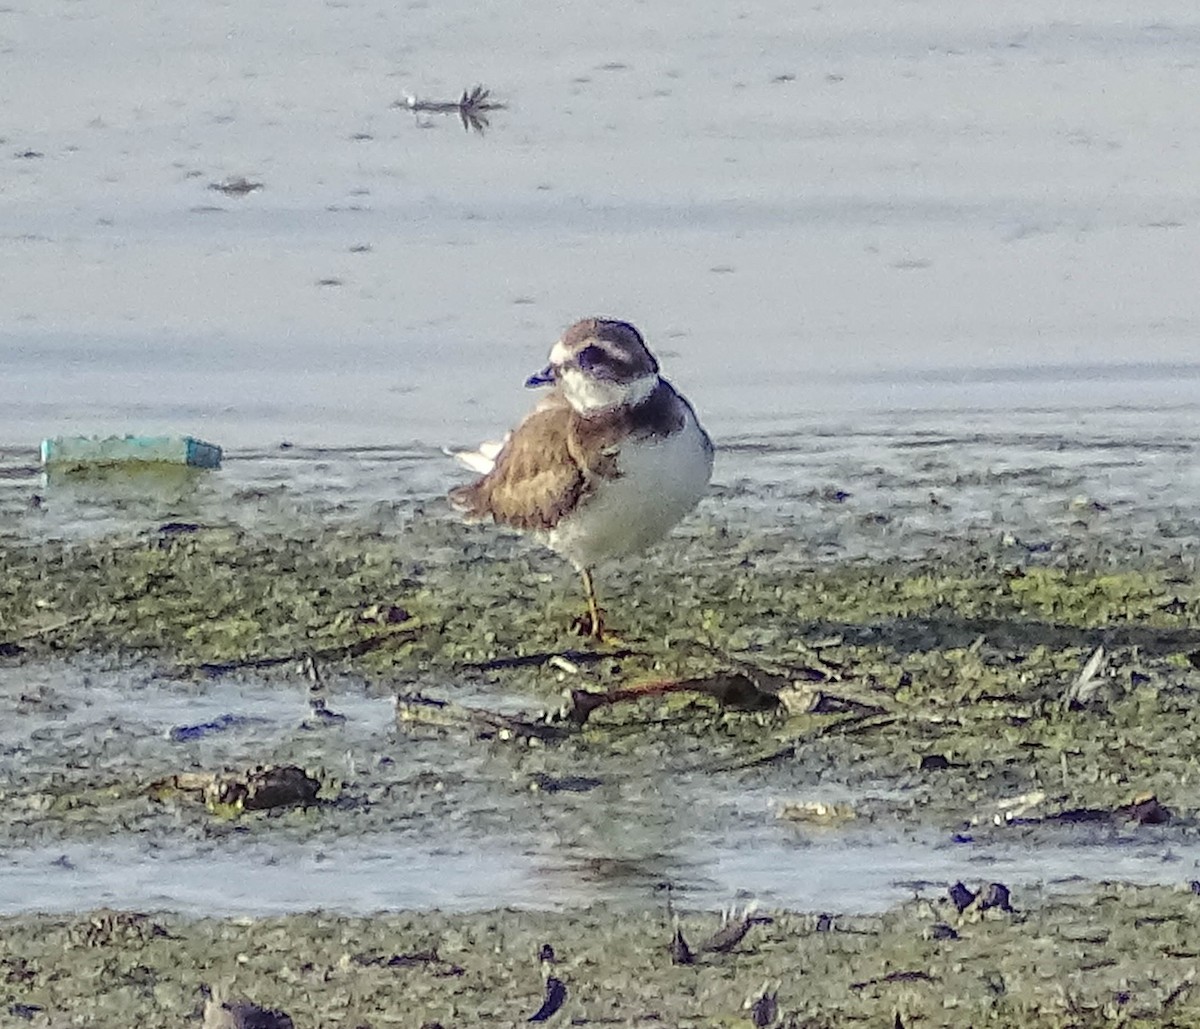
(2, 517), (1198, 820)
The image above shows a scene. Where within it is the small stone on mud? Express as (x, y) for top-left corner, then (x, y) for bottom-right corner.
(240, 766), (320, 810)
(529, 773), (603, 793)
(979, 882), (1014, 912)
(188, 765), (322, 813)
(527, 975), (567, 1022)
(359, 603), (410, 624)
(700, 906), (773, 954)
(669, 925), (695, 965)
(1122, 793), (1171, 825)
(746, 983), (779, 1027)
(777, 800), (856, 824)
(158, 521), (202, 536)
(169, 713), (263, 742)
(948, 882), (977, 913)
(927, 923), (959, 941)
(203, 992), (294, 1029)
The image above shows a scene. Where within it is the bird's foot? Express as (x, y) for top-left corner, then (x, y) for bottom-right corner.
(571, 607), (609, 642)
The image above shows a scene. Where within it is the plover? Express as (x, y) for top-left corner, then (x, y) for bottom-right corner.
(449, 317), (713, 639)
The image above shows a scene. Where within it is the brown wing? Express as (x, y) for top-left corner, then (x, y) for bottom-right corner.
(449, 386), (682, 529)
(449, 400), (588, 531)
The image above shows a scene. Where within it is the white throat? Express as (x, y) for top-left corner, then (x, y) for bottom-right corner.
(560, 370), (658, 413)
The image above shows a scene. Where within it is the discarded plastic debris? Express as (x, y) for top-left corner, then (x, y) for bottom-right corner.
(167, 714), (269, 743)
(40, 434), (223, 471)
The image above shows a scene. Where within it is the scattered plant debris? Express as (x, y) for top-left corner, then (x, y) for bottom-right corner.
(208, 176), (263, 196)
(394, 84), (506, 134)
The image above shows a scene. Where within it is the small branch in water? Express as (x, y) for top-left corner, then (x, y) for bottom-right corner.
(396, 691), (571, 743)
(393, 84), (507, 134)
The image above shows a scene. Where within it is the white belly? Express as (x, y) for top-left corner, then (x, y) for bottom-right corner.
(546, 410), (713, 569)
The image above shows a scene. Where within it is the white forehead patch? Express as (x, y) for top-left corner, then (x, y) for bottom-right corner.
(549, 340), (572, 366)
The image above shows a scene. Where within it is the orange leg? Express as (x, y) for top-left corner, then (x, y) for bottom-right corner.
(576, 566), (606, 641)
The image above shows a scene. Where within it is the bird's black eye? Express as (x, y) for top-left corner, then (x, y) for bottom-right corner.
(576, 345), (608, 375)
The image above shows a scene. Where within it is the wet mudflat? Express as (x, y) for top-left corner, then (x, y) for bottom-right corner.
(1, 416), (1199, 1024)
(4, 884), (1200, 1027)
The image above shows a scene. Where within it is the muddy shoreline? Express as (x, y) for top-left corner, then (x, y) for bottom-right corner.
(1, 432), (1199, 1024)
(5, 885), (1200, 1027)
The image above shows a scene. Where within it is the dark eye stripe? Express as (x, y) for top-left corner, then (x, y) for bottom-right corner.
(578, 345), (634, 381)
(577, 345), (607, 369)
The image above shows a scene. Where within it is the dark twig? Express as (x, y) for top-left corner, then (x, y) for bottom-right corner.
(192, 622), (420, 677)
(850, 970), (937, 991)
(396, 691), (571, 743)
(456, 647), (638, 673)
(566, 671), (781, 725)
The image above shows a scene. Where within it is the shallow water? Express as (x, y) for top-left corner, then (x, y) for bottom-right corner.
(5, 816), (1198, 918)
(5, 0), (1200, 451)
(4, 397), (1199, 566)
(2, 661), (1199, 917)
